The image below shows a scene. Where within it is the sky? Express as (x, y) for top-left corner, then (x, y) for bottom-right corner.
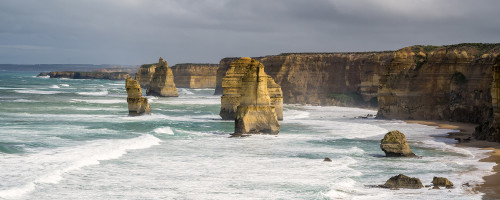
(0, 0), (499, 65)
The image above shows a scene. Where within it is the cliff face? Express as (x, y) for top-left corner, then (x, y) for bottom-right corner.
(377, 45), (499, 125)
(171, 64), (218, 88)
(48, 71), (130, 80)
(216, 53), (392, 107)
(135, 64), (157, 89)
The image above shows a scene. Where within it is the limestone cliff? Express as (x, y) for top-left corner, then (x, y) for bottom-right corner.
(126, 78), (151, 116)
(146, 58), (179, 97)
(216, 53), (392, 107)
(171, 64), (218, 88)
(377, 44), (499, 123)
(220, 58), (283, 120)
(215, 43), (500, 142)
(135, 64), (157, 89)
(48, 71), (130, 80)
(234, 58), (280, 135)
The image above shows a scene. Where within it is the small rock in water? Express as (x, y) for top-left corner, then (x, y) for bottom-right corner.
(323, 157), (332, 162)
(380, 130), (417, 157)
(380, 174), (423, 189)
(433, 186), (440, 189)
(432, 177), (454, 189)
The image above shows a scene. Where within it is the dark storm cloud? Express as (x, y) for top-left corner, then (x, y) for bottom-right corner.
(0, 0), (499, 64)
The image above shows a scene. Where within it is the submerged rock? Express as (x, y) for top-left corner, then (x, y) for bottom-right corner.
(323, 157), (332, 162)
(146, 57), (179, 97)
(126, 78), (151, 116)
(380, 130), (416, 157)
(380, 174), (423, 189)
(432, 177), (454, 188)
(233, 58), (280, 135)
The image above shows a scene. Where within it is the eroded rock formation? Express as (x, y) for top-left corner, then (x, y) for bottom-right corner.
(146, 57), (179, 97)
(233, 57), (280, 135)
(47, 71), (130, 80)
(171, 64), (218, 88)
(215, 43), (500, 142)
(432, 177), (454, 188)
(135, 64), (157, 89)
(380, 174), (423, 189)
(126, 78), (151, 116)
(380, 130), (416, 157)
(220, 58), (283, 120)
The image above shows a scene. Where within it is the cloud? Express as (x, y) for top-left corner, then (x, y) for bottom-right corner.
(0, 0), (499, 64)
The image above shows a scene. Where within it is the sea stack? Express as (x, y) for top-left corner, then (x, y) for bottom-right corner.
(233, 57), (280, 135)
(126, 78), (151, 116)
(380, 130), (417, 157)
(146, 57), (179, 97)
(135, 64), (157, 89)
(220, 58), (283, 120)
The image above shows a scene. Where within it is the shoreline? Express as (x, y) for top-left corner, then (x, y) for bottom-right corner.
(405, 120), (500, 199)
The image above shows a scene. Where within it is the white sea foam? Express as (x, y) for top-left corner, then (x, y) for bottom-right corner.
(154, 127), (175, 135)
(77, 90), (109, 96)
(14, 90), (61, 95)
(36, 75), (50, 79)
(0, 134), (161, 199)
(49, 85), (60, 89)
(11, 99), (37, 103)
(178, 88), (194, 95)
(60, 84), (70, 87)
(70, 99), (124, 104)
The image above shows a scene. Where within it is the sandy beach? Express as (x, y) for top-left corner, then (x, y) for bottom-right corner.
(405, 120), (500, 200)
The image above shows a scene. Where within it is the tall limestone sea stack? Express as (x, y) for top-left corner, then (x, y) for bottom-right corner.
(146, 57), (179, 97)
(220, 58), (283, 120)
(233, 58), (280, 135)
(126, 78), (151, 116)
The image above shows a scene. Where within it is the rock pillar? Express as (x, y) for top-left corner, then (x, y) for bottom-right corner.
(220, 57), (283, 120)
(146, 57), (179, 97)
(126, 78), (151, 116)
(234, 58), (280, 135)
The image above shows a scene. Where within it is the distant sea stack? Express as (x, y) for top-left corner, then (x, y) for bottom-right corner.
(135, 64), (157, 89)
(220, 58), (283, 120)
(170, 64), (219, 88)
(125, 78), (151, 116)
(44, 71), (130, 80)
(233, 57), (280, 135)
(146, 57), (179, 97)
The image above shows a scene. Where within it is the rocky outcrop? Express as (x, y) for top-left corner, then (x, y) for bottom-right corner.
(233, 58), (280, 135)
(135, 64), (157, 89)
(377, 44), (499, 125)
(47, 71), (130, 80)
(125, 78), (151, 116)
(215, 43), (500, 142)
(146, 57), (179, 97)
(380, 130), (416, 157)
(37, 72), (49, 77)
(220, 58), (283, 120)
(170, 64), (219, 88)
(432, 177), (454, 188)
(380, 174), (423, 189)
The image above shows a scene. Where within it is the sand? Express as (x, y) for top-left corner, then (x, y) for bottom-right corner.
(405, 120), (500, 200)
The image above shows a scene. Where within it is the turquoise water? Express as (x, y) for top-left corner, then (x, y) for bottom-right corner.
(0, 72), (495, 199)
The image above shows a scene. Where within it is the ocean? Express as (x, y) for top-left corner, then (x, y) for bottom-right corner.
(0, 71), (495, 200)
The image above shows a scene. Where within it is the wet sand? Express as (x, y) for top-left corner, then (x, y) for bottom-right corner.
(405, 120), (500, 200)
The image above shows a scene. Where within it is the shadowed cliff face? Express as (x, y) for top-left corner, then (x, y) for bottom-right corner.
(170, 64), (218, 88)
(377, 45), (499, 124)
